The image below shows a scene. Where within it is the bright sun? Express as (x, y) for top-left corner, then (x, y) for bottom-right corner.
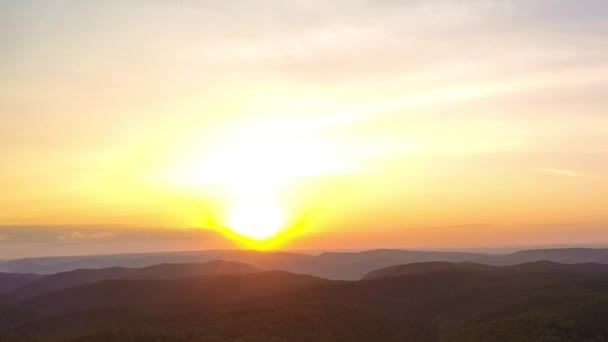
(226, 195), (285, 240)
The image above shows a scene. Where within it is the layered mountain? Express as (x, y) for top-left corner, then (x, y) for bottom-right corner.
(1, 261), (608, 341)
(3, 248), (608, 281)
(0, 249), (483, 280)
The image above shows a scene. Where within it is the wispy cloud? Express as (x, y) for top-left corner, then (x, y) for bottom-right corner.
(536, 168), (582, 177)
(58, 231), (115, 242)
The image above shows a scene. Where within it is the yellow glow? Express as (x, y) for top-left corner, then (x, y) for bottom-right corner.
(156, 124), (363, 246)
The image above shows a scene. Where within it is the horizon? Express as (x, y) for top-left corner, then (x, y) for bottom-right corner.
(2, 236), (608, 260)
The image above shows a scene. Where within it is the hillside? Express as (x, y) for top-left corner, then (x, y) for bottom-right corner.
(0, 273), (41, 293)
(1, 261), (608, 341)
(21, 271), (326, 315)
(10, 260), (259, 300)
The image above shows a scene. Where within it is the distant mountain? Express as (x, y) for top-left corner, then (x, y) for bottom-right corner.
(3, 248), (608, 281)
(0, 250), (315, 275)
(10, 260), (259, 300)
(0, 249), (486, 280)
(363, 260), (608, 280)
(0, 250), (231, 274)
(362, 261), (495, 279)
(0, 273), (41, 293)
(301, 249), (483, 279)
(2, 262), (608, 341)
(475, 248), (608, 265)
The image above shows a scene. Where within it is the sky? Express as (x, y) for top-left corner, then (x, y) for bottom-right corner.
(1, 0), (607, 258)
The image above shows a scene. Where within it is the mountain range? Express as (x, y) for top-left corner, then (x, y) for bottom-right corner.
(1, 248), (608, 341)
(3, 247), (608, 280)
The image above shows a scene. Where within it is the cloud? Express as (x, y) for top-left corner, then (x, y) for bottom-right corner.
(0, 226), (233, 259)
(58, 231), (115, 242)
(536, 168), (582, 177)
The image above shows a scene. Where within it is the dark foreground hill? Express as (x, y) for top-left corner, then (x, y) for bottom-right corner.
(1, 261), (608, 341)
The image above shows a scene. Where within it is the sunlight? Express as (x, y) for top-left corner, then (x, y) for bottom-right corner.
(226, 194), (285, 240)
(156, 122), (366, 245)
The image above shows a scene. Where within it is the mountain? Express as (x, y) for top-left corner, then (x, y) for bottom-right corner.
(362, 260), (608, 280)
(299, 249), (483, 279)
(362, 261), (495, 279)
(0, 273), (41, 293)
(3, 248), (608, 281)
(0, 249), (486, 280)
(1, 261), (608, 341)
(0, 250), (316, 275)
(475, 248), (608, 265)
(10, 260), (259, 300)
(20, 271), (326, 315)
(0, 250), (233, 274)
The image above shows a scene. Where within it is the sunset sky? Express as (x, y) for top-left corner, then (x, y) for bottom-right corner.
(1, 1), (607, 258)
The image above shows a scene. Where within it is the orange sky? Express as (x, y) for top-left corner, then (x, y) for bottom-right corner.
(1, 1), (607, 257)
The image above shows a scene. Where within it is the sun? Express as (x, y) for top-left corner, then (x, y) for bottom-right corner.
(226, 195), (286, 240)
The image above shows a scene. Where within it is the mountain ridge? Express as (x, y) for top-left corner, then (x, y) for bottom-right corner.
(362, 260), (608, 280)
(3, 247), (608, 281)
(9, 260), (259, 300)
(2, 261), (608, 341)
